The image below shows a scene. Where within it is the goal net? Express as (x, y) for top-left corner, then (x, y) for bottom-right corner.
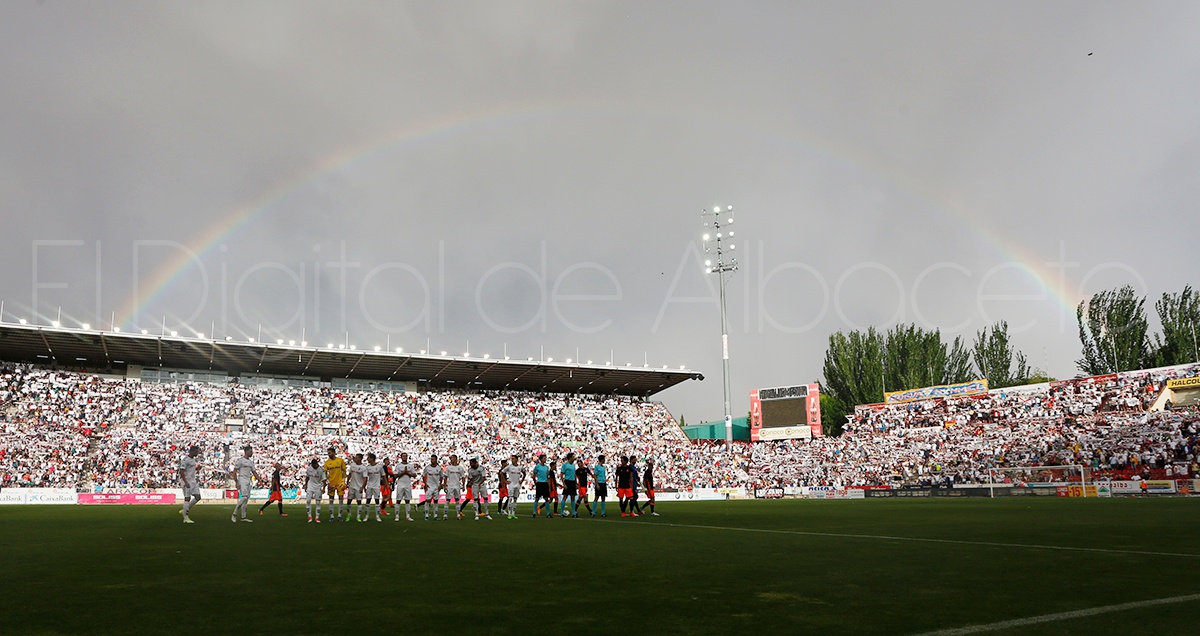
(987, 464), (1093, 496)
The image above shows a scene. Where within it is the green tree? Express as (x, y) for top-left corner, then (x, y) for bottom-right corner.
(822, 327), (886, 409)
(972, 320), (1030, 388)
(883, 324), (974, 390)
(1153, 286), (1200, 366)
(1076, 285), (1151, 375)
(821, 324), (977, 436)
(819, 391), (848, 437)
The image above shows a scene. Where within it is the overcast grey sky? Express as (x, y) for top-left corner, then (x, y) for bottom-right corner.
(2, 1), (1198, 422)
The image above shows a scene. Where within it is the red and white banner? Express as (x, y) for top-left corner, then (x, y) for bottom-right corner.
(79, 493), (177, 505)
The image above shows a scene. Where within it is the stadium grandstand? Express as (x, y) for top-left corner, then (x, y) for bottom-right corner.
(1, 321), (1198, 498)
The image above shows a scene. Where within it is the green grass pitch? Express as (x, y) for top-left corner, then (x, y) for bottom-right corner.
(1, 498), (1198, 635)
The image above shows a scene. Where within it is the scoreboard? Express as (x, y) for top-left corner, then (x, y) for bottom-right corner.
(749, 383), (822, 441)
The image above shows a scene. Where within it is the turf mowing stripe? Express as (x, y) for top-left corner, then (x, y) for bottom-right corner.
(911, 592), (1200, 635)
(597, 519), (1200, 559)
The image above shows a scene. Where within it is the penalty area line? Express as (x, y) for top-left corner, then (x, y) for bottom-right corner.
(595, 519), (1200, 559)
(911, 592), (1200, 635)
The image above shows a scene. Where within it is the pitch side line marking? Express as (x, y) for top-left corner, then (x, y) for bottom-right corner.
(911, 592), (1200, 635)
(597, 520), (1200, 559)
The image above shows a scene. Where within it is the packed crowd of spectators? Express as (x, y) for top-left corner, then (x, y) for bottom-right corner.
(749, 364), (1200, 488)
(2, 363), (1198, 492)
(1, 365), (131, 487)
(95, 383), (749, 490)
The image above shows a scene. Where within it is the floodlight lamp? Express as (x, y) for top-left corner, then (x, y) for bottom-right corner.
(440, 351), (447, 356)
(301, 341), (308, 347)
(338, 344), (345, 350)
(728, 231), (734, 237)
(716, 232), (722, 238)
(395, 347), (402, 353)
(705, 268), (712, 274)
(702, 234), (710, 241)
(51, 321), (60, 327)
(587, 360), (593, 365)
(248, 337), (255, 343)
(349, 345), (356, 351)
(197, 333), (205, 339)
(277, 339), (284, 345)
(227, 336), (234, 341)
(81, 323), (91, 330)
(289, 340), (295, 346)
(141, 329), (148, 334)
(327, 343), (335, 348)
(374, 346), (381, 352)
(726, 205), (733, 211)
(18, 318), (27, 325)
(171, 331), (178, 337)
(463, 352), (469, 357)
(483, 354), (490, 359)
(547, 357), (553, 362)
(420, 350), (427, 354)
(712, 206), (720, 213)
(727, 217), (733, 224)
(112, 327), (120, 333)
(705, 260), (711, 266)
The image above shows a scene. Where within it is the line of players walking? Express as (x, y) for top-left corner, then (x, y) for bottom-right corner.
(177, 444), (658, 524)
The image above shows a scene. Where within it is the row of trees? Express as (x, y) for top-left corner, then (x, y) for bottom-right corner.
(820, 321), (1046, 435)
(1076, 285), (1200, 374)
(815, 285), (1198, 436)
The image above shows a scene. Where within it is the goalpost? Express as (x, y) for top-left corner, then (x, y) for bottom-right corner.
(986, 464), (1091, 498)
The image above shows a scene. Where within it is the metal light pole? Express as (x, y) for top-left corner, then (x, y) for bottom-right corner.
(1190, 319), (1198, 363)
(703, 205), (737, 452)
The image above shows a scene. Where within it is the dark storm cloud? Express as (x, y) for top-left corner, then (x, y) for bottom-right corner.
(2, 1), (1199, 421)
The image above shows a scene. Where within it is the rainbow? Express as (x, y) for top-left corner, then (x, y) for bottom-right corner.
(114, 102), (1082, 330)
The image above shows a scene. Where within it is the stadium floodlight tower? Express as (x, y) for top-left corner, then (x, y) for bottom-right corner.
(703, 205), (737, 451)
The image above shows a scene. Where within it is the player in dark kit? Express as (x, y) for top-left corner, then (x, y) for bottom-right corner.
(497, 459), (509, 514)
(615, 456), (634, 517)
(575, 457), (594, 517)
(627, 456), (641, 517)
(636, 458), (658, 516)
(258, 462), (288, 517)
(380, 457), (395, 516)
(547, 461), (561, 517)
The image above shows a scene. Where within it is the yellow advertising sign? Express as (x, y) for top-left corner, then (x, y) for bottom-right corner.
(1166, 377), (1200, 389)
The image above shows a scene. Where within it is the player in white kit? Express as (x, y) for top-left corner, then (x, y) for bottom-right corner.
(347, 453), (367, 522)
(464, 458), (491, 520)
(179, 445), (201, 524)
(422, 454), (445, 521)
(445, 455), (466, 520)
(303, 458), (326, 523)
(393, 452), (418, 522)
(363, 453), (384, 522)
(502, 455), (524, 519)
(231, 446), (260, 523)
